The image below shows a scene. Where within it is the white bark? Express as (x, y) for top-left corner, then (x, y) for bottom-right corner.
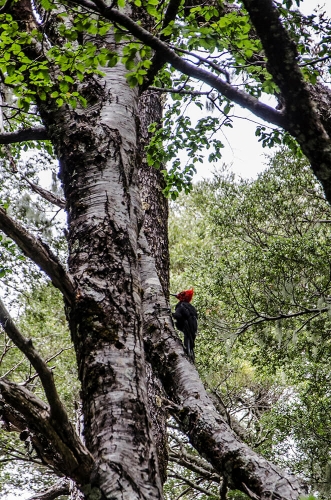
(58, 60), (163, 499)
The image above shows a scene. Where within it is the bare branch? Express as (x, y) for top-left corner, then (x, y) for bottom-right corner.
(299, 55), (331, 67)
(26, 479), (70, 500)
(0, 207), (74, 303)
(168, 472), (215, 496)
(169, 451), (220, 483)
(170, 45), (230, 82)
(149, 86), (211, 96)
(0, 379), (93, 481)
(23, 176), (66, 209)
(236, 308), (327, 336)
(22, 347), (73, 386)
(0, 302), (93, 483)
(242, 0), (331, 203)
(0, 127), (48, 144)
(0, 297), (69, 420)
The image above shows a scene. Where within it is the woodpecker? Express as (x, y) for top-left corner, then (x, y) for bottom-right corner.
(171, 288), (198, 362)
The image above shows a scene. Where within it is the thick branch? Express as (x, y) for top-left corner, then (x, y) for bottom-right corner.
(72, 0), (286, 127)
(143, 0), (183, 89)
(0, 299), (92, 478)
(0, 379), (93, 482)
(242, 0), (331, 203)
(26, 479), (70, 500)
(0, 207), (74, 303)
(0, 298), (69, 423)
(138, 232), (306, 500)
(0, 127), (48, 144)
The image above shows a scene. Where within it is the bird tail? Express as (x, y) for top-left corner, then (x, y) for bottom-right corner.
(184, 334), (195, 363)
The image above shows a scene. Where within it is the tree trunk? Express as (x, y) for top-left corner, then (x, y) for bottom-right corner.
(138, 89), (170, 484)
(39, 64), (163, 498)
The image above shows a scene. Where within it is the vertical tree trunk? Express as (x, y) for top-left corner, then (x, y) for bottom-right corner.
(138, 90), (170, 297)
(138, 90), (170, 483)
(8, 2), (167, 494)
(39, 67), (163, 499)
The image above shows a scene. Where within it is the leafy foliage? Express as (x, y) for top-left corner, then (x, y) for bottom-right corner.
(169, 150), (331, 491)
(1, 0), (331, 198)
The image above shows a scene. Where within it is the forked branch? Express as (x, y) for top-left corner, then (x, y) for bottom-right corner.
(0, 301), (93, 481)
(0, 297), (71, 424)
(0, 379), (93, 482)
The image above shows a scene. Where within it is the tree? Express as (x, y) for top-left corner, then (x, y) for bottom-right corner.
(0, 0), (330, 498)
(169, 151), (331, 494)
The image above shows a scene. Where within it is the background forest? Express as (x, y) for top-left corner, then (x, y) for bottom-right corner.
(2, 149), (331, 499)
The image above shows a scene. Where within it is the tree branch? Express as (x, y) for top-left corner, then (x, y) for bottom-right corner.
(143, 0), (185, 89)
(26, 479), (70, 500)
(83, 0), (331, 204)
(0, 298), (93, 479)
(0, 297), (69, 423)
(168, 471), (216, 496)
(71, 0), (287, 128)
(149, 86), (211, 96)
(0, 207), (74, 303)
(236, 308), (327, 336)
(0, 127), (48, 144)
(0, 0), (14, 14)
(169, 451), (220, 483)
(242, 0), (331, 203)
(0, 379), (93, 482)
(23, 176), (66, 209)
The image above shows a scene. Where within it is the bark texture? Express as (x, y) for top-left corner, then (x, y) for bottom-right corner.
(23, 7), (164, 497)
(138, 89), (170, 484)
(42, 68), (163, 498)
(138, 90), (170, 298)
(242, 0), (331, 204)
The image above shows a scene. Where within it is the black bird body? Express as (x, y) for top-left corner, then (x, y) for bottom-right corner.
(172, 292), (198, 362)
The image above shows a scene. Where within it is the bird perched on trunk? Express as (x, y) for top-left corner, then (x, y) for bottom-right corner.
(171, 288), (198, 362)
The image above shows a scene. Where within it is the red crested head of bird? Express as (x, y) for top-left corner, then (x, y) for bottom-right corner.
(172, 288), (194, 303)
